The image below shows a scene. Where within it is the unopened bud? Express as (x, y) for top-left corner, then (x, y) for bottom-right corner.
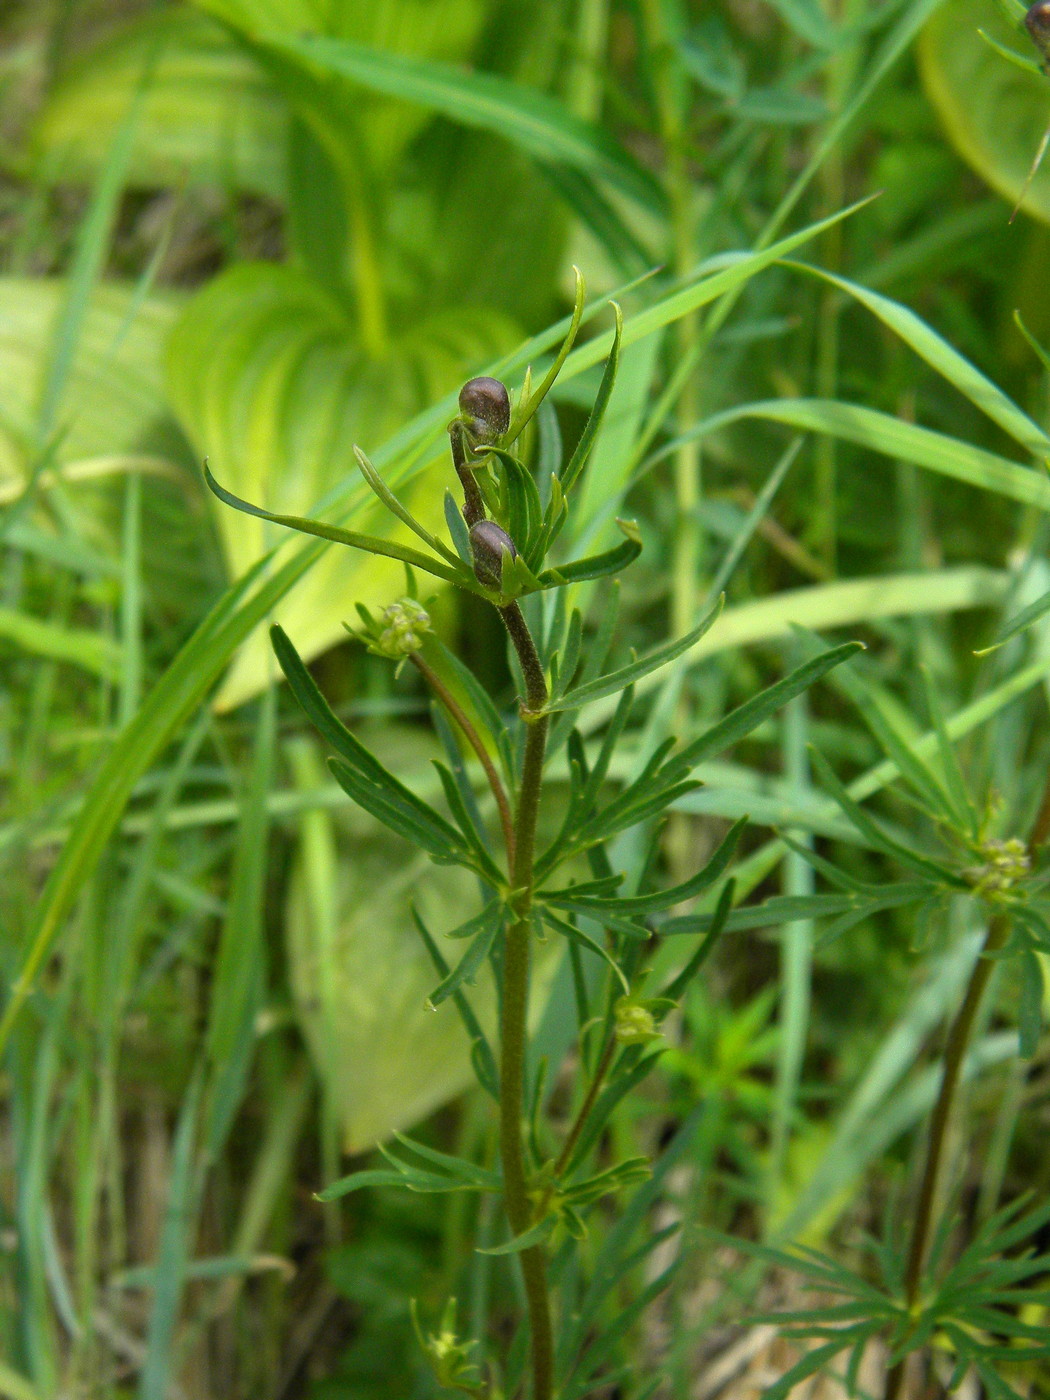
(458, 377), (510, 444)
(1027, 0), (1050, 60)
(470, 519), (516, 589)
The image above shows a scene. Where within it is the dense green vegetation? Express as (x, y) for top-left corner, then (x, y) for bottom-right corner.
(3, 0), (1050, 1396)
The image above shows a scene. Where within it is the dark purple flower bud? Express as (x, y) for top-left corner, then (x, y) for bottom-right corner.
(458, 377), (510, 444)
(469, 519), (516, 588)
(1027, 0), (1050, 60)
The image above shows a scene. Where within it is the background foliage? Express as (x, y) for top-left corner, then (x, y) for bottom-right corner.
(3, 0), (1050, 1395)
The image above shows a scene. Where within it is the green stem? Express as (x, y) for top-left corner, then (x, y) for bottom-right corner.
(883, 913), (1010, 1400)
(497, 601), (553, 1400)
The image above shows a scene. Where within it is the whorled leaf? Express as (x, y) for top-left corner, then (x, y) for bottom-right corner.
(30, 9), (287, 198)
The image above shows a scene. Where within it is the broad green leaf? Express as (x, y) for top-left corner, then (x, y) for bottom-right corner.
(919, 0), (1050, 222)
(0, 278), (182, 483)
(31, 10), (286, 199)
(167, 262), (515, 707)
(194, 0), (491, 173)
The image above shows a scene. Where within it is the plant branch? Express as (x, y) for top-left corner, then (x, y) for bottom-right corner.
(409, 652), (516, 871)
(883, 913), (1009, 1400)
(555, 1033), (617, 1180)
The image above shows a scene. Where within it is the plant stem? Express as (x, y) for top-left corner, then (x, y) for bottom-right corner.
(883, 912), (1010, 1400)
(450, 423), (488, 528)
(497, 600), (553, 1400)
(409, 652), (516, 870)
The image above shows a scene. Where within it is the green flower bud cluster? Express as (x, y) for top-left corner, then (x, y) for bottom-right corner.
(965, 837), (1031, 895)
(613, 996), (663, 1046)
(366, 598), (432, 659)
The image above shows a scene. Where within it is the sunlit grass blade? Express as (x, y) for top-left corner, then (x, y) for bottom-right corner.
(0, 609), (123, 679)
(784, 263), (1050, 457)
(975, 583), (1050, 654)
(139, 1070), (202, 1400)
(660, 400), (1050, 509)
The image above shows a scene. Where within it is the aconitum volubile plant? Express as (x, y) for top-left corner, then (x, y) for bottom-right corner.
(206, 273), (860, 1400)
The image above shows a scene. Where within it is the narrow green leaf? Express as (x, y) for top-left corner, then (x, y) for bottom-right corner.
(976, 584), (1050, 654)
(139, 1072), (202, 1400)
(388, 1133), (501, 1189)
(547, 596), (724, 714)
(354, 445), (462, 566)
(669, 642), (865, 777)
(432, 763), (505, 885)
(784, 263), (1050, 457)
(412, 909), (498, 1099)
(428, 902), (502, 1009)
(508, 266), (585, 445)
(809, 747), (966, 885)
(661, 879), (736, 1002)
(316, 1167), (474, 1201)
(670, 400), (1050, 510)
(476, 1216), (556, 1255)
(920, 665), (978, 833)
(545, 818), (746, 916)
(540, 910), (632, 993)
(204, 462), (469, 586)
(0, 608), (123, 679)
(558, 302), (624, 499)
(328, 757), (464, 864)
(0, 1363), (43, 1400)
(442, 898), (503, 941)
(538, 524), (643, 587)
(272, 624), (466, 861)
(443, 488), (473, 566)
